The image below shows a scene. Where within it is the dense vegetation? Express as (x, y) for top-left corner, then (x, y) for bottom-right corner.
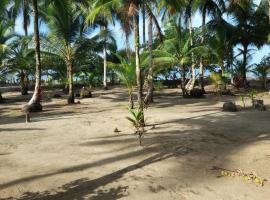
(0, 0), (269, 115)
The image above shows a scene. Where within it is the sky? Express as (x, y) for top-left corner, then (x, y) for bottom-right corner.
(14, 2), (270, 66)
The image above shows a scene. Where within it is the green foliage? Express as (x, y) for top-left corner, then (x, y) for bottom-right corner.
(126, 107), (145, 145)
(155, 80), (163, 91)
(251, 55), (270, 88)
(209, 72), (225, 92)
(126, 107), (144, 129)
(108, 54), (136, 91)
(248, 89), (257, 101)
(240, 95), (246, 108)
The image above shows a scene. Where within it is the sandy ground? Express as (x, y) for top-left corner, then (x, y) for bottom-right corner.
(0, 87), (270, 200)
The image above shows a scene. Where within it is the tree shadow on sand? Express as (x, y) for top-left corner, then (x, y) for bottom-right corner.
(0, 109), (270, 199)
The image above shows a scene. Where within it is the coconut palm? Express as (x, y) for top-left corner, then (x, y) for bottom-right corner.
(27, 0), (42, 111)
(42, 0), (88, 104)
(251, 55), (270, 88)
(154, 18), (216, 96)
(208, 16), (235, 75)
(5, 36), (35, 95)
(0, 21), (15, 103)
(108, 54), (136, 108)
(84, 0), (121, 90)
(144, 12), (154, 104)
(160, 0), (198, 91)
(197, 0), (225, 91)
(143, 1), (163, 104)
(228, 0), (270, 82)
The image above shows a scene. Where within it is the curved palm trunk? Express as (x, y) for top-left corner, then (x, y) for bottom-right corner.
(186, 15), (196, 92)
(67, 58), (74, 104)
(28, 0), (42, 111)
(144, 15), (154, 104)
(199, 9), (206, 93)
(103, 26), (108, 90)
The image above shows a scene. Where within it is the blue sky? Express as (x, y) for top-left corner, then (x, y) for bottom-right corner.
(15, 3), (270, 65)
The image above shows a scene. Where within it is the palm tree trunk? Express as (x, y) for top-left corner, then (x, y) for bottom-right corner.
(220, 58), (225, 75)
(129, 90), (134, 109)
(103, 26), (108, 90)
(28, 0), (42, 111)
(186, 15), (196, 91)
(23, 0), (29, 95)
(67, 59), (74, 104)
(23, 0), (29, 37)
(180, 66), (188, 97)
(0, 91), (3, 103)
(134, 14), (143, 106)
(199, 9), (206, 93)
(142, 3), (146, 44)
(242, 44), (248, 81)
(269, 0), (270, 23)
(134, 12), (144, 124)
(20, 70), (28, 95)
(144, 15), (154, 104)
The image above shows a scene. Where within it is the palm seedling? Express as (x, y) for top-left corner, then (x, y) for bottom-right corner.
(126, 107), (145, 146)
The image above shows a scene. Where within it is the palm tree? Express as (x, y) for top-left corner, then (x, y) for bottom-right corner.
(0, 18), (16, 103)
(42, 1), (85, 104)
(108, 54), (136, 108)
(251, 55), (270, 88)
(85, 0), (120, 90)
(228, 0), (270, 82)
(7, 0), (32, 95)
(27, 0), (42, 111)
(160, 0), (198, 91)
(5, 36), (35, 95)
(198, 0), (225, 92)
(208, 16), (235, 75)
(144, 13), (154, 104)
(144, 1), (163, 104)
(153, 18), (215, 96)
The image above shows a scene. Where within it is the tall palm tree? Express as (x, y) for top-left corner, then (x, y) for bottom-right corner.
(0, 21), (14, 103)
(198, 0), (225, 91)
(251, 55), (270, 88)
(208, 16), (235, 75)
(85, 0), (120, 90)
(184, 0), (198, 91)
(144, 13), (154, 104)
(8, 0), (32, 95)
(5, 36), (35, 95)
(153, 18), (215, 96)
(144, 1), (163, 104)
(27, 0), (42, 111)
(228, 0), (270, 82)
(42, 1), (85, 104)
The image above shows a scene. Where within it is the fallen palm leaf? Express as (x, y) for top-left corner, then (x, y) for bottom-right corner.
(211, 166), (267, 186)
